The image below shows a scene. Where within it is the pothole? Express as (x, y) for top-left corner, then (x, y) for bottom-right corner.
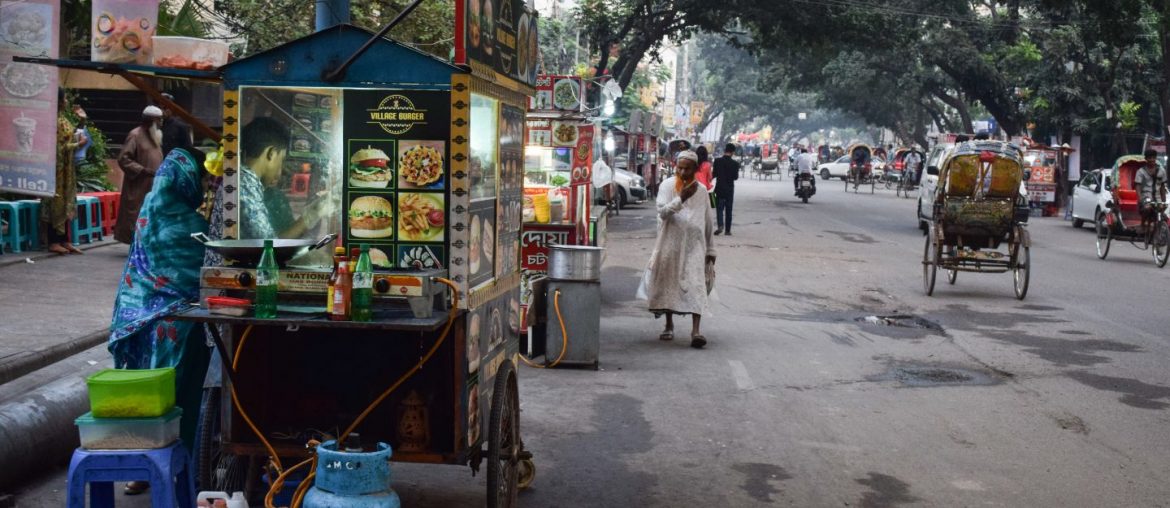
(856, 315), (945, 333)
(870, 364), (1000, 387)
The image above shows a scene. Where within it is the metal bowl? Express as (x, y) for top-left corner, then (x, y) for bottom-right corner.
(192, 233), (336, 266)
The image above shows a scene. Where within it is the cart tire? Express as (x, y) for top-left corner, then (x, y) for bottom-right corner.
(487, 361), (520, 508)
(801, 196), (808, 204)
(517, 459), (536, 490)
(1014, 244), (1030, 300)
(1095, 212), (1112, 260)
(1153, 221), (1170, 268)
(197, 387), (221, 489)
(923, 230), (937, 296)
(947, 268), (957, 285)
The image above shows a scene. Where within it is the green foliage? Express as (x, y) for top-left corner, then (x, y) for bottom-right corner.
(157, 0), (209, 37)
(1118, 101), (1142, 131)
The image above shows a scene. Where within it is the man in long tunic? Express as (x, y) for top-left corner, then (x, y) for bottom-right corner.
(638, 150), (717, 348)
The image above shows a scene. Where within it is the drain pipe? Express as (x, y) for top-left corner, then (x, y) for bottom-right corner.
(315, 0), (351, 31)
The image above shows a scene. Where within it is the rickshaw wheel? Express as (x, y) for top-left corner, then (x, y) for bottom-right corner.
(923, 229), (937, 296)
(1095, 212), (1112, 260)
(517, 459), (536, 490)
(1013, 243), (1030, 300)
(487, 361), (520, 508)
(1152, 221), (1170, 268)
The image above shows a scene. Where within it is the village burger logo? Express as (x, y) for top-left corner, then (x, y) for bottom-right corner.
(367, 95), (428, 135)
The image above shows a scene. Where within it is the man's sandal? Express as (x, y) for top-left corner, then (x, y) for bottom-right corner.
(659, 330), (674, 341)
(690, 335), (707, 349)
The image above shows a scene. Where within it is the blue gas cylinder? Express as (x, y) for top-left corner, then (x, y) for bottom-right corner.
(302, 438), (401, 508)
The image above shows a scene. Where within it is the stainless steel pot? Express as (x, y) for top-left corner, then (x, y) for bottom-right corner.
(548, 245), (604, 281)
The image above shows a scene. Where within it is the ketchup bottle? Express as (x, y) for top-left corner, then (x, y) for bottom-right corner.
(331, 262), (352, 321)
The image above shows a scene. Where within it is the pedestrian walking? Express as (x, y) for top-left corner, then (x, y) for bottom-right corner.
(695, 145), (714, 190)
(114, 106), (165, 244)
(108, 126), (210, 495)
(637, 150), (717, 349)
(42, 90), (85, 255)
(713, 143), (740, 235)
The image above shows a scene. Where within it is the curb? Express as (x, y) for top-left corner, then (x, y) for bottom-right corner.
(0, 239), (120, 269)
(0, 329), (107, 386)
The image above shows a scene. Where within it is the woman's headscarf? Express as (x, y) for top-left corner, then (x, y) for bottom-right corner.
(109, 147), (209, 368)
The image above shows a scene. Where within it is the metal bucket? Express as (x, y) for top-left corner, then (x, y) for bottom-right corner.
(548, 245), (604, 281)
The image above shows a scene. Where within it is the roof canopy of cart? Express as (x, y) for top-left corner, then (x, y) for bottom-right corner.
(221, 24), (465, 89)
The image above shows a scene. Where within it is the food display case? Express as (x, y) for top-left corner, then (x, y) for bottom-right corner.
(520, 74), (598, 330)
(171, 13), (537, 504)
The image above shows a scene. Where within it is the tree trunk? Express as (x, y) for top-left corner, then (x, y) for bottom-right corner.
(931, 89), (974, 133)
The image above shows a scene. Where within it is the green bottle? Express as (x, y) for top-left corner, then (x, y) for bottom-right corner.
(255, 239), (278, 318)
(352, 244), (373, 322)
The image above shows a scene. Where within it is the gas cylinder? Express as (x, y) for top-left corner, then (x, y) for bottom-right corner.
(302, 438), (401, 508)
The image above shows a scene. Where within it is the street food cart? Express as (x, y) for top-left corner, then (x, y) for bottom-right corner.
(1023, 146), (1059, 216)
(520, 74), (600, 339)
(171, 15), (538, 505)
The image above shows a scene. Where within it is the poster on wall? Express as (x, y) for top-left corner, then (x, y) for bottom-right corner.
(0, 0), (60, 197)
(342, 89), (450, 268)
(460, 0), (539, 86)
(89, 0), (157, 64)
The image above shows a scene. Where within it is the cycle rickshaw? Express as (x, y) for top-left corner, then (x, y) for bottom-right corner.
(1094, 155), (1170, 267)
(923, 141), (1032, 299)
(844, 143), (875, 193)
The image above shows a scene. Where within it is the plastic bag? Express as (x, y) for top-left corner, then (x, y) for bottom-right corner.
(705, 260), (715, 294)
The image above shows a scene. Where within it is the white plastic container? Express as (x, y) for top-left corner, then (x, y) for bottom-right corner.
(152, 36), (229, 70)
(197, 491), (250, 507)
(75, 407), (181, 449)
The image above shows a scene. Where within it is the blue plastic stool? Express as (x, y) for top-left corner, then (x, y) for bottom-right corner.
(14, 200), (40, 251)
(71, 195), (103, 245)
(65, 441), (195, 508)
(0, 201), (18, 254)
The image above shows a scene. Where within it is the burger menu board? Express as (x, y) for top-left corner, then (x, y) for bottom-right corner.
(496, 104), (525, 276)
(460, 0), (539, 87)
(342, 89), (450, 270)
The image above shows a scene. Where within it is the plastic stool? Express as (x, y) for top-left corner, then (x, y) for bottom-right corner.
(80, 191), (120, 236)
(71, 195), (103, 245)
(0, 202), (18, 254)
(0, 201), (41, 253)
(16, 200), (41, 251)
(66, 441), (195, 508)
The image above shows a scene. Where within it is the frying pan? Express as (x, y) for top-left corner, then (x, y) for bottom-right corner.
(191, 233), (337, 266)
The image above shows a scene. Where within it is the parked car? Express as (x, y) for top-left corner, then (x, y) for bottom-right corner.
(591, 167), (647, 208)
(1070, 168), (1112, 228)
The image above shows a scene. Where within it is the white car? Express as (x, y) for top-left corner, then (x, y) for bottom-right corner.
(917, 142), (1029, 232)
(817, 156), (852, 180)
(1070, 169), (1112, 228)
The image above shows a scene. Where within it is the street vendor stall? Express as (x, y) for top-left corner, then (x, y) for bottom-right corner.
(521, 74), (602, 349)
(164, 10), (537, 505)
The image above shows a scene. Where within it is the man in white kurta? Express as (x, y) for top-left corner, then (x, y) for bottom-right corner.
(638, 151), (717, 348)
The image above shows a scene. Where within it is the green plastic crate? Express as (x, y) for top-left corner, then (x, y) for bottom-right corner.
(86, 368), (176, 418)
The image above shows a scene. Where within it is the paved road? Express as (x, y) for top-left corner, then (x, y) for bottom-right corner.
(16, 176), (1170, 506)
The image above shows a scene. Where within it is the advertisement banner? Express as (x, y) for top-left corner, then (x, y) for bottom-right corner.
(460, 0), (539, 87)
(531, 74), (581, 112)
(0, 0), (60, 197)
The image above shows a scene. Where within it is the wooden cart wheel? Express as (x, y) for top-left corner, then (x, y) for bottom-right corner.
(1095, 212), (1112, 260)
(923, 228), (937, 296)
(487, 361), (520, 508)
(517, 458), (536, 490)
(1013, 242), (1030, 300)
(1152, 221), (1169, 268)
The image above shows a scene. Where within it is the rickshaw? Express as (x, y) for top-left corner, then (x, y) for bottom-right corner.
(1094, 155), (1170, 266)
(893, 147), (925, 198)
(923, 141), (1032, 299)
(844, 143), (875, 193)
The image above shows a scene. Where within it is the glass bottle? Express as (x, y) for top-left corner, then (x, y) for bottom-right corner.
(352, 244), (373, 322)
(331, 262), (351, 321)
(326, 246), (345, 317)
(255, 239), (278, 318)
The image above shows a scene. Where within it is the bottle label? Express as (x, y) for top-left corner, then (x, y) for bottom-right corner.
(353, 272), (373, 289)
(256, 271), (276, 287)
(333, 287), (346, 310)
(326, 287), (335, 313)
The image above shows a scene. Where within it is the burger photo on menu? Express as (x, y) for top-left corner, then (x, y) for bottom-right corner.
(349, 146), (393, 188)
(349, 195), (395, 239)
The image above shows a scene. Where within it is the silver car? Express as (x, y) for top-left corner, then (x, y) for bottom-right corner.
(1070, 169), (1112, 228)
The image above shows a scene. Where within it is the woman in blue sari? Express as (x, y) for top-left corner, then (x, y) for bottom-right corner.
(109, 125), (210, 494)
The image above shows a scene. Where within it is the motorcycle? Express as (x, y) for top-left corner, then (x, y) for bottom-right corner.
(796, 172), (817, 203)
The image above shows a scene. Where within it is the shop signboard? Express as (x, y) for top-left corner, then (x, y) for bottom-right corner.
(457, 0), (539, 87)
(571, 125), (593, 186)
(1025, 149), (1057, 203)
(531, 74), (582, 112)
(0, 0), (60, 197)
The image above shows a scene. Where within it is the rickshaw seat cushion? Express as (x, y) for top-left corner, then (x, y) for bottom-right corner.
(1117, 189), (1139, 206)
(941, 199), (1014, 237)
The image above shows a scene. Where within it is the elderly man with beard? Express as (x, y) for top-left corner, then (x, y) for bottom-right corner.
(114, 106), (165, 244)
(637, 150), (718, 349)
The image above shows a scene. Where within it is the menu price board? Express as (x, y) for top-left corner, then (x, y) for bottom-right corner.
(460, 0), (539, 87)
(570, 126), (594, 186)
(342, 89), (451, 270)
(531, 75), (582, 112)
(0, 0), (60, 197)
(497, 104), (525, 276)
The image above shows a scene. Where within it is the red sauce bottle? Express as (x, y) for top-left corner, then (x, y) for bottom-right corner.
(330, 262), (352, 321)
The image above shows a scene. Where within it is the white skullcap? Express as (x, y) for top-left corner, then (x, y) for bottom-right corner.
(677, 150), (698, 163)
(143, 106), (163, 117)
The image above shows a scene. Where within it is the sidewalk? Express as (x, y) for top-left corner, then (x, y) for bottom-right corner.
(0, 241), (127, 382)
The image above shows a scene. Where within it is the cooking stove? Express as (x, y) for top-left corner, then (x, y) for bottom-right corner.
(199, 266), (449, 319)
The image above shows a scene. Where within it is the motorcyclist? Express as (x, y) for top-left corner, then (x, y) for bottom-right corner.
(793, 148), (817, 195)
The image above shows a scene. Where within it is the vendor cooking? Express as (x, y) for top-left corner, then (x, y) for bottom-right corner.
(205, 117), (332, 263)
